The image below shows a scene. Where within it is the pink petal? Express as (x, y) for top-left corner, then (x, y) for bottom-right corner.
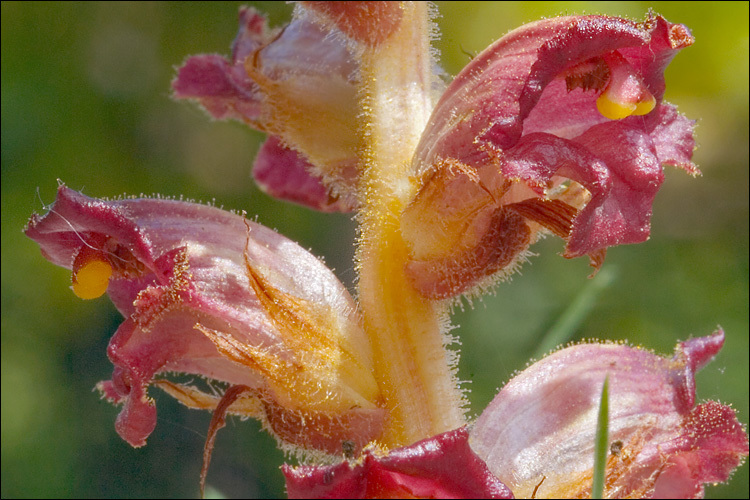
(507, 123), (661, 259)
(172, 53), (262, 122)
(253, 135), (357, 212)
(301, 1), (404, 47)
(470, 330), (748, 498)
(521, 16), (694, 142)
(650, 103), (699, 175)
(283, 427), (513, 499)
(173, 6), (361, 211)
(25, 185), (382, 449)
(172, 7), (272, 122)
(651, 401), (748, 498)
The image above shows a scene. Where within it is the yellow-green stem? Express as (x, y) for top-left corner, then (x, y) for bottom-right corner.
(355, 2), (466, 448)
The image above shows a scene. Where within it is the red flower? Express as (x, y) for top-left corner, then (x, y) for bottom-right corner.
(173, 6), (360, 212)
(284, 332), (748, 499)
(284, 427), (513, 499)
(25, 185), (384, 453)
(401, 14), (698, 299)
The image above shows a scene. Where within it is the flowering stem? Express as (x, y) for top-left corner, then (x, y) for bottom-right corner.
(355, 2), (465, 447)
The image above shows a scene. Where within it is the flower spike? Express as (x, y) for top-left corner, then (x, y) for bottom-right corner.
(24, 3), (747, 498)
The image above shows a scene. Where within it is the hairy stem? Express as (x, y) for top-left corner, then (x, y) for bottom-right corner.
(355, 2), (466, 447)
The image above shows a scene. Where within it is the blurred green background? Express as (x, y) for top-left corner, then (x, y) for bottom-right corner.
(2, 2), (747, 498)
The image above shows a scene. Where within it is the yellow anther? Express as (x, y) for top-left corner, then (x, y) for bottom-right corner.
(633, 94), (656, 116)
(596, 93), (637, 121)
(595, 51), (656, 120)
(72, 259), (113, 299)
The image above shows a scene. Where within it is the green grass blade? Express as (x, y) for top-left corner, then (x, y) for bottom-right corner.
(591, 375), (610, 499)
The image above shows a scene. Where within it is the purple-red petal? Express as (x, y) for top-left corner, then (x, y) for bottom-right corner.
(415, 15), (652, 169)
(283, 427), (513, 499)
(172, 7), (273, 123)
(172, 53), (262, 122)
(173, 6), (361, 212)
(253, 135), (356, 212)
